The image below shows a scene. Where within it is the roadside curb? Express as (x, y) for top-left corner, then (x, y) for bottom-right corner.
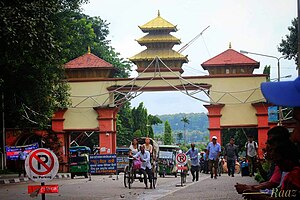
(0, 173), (70, 185)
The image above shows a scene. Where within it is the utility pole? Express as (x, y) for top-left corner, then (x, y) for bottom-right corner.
(240, 50), (284, 125)
(2, 92), (5, 170)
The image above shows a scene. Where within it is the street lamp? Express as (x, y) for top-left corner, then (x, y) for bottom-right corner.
(240, 50), (285, 125)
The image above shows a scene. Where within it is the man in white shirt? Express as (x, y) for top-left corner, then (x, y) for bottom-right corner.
(133, 145), (153, 189)
(245, 135), (258, 177)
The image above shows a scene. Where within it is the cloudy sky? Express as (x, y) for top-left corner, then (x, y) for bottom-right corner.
(81, 0), (297, 115)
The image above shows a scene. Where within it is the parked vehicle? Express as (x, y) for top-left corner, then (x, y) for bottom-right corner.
(158, 145), (180, 177)
(69, 146), (91, 179)
(116, 147), (130, 174)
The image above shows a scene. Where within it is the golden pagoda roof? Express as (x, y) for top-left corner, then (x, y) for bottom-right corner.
(129, 49), (188, 62)
(139, 11), (177, 32)
(136, 34), (181, 44)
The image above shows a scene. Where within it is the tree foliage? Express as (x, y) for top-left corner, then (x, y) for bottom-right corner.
(278, 18), (298, 65)
(116, 102), (133, 146)
(0, 0), (132, 130)
(263, 65), (271, 82)
(164, 121), (173, 145)
(0, 0), (88, 128)
(132, 102), (149, 136)
(116, 102), (163, 146)
(152, 113), (209, 144)
(55, 11), (132, 77)
(221, 128), (258, 154)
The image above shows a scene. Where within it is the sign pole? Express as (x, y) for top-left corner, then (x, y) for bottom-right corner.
(25, 148), (59, 198)
(41, 182), (45, 200)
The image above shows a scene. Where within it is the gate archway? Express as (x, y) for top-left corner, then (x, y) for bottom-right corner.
(50, 12), (269, 171)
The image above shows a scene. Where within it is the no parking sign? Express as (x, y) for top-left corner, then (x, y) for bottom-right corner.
(25, 148), (59, 182)
(176, 153), (187, 165)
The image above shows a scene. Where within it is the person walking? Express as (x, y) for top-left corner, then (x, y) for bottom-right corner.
(133, 145), (153, 189)
(245, 135), (258, 177)
(224, 137), (238, 177)
(18, 147), (28, 177)
(186, 143), (200, 181)
(206, 136), (221, 179)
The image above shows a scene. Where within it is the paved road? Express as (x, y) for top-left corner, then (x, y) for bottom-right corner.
(0, 173), (257, 200)
(160, 174), (258, 200)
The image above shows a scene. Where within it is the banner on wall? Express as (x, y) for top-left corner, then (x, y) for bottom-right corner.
(89, 154), (117, 174)
(5, 143), (39, 160)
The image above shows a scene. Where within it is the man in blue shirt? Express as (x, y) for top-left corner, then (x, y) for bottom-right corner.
(207, 136), (221, 179)
(186, 143), (199, 181)
(133, 145), (153, 189)
(18, 147), (28, 177)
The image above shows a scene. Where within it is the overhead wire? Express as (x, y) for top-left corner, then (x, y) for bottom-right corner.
(68, 55), (266, 108)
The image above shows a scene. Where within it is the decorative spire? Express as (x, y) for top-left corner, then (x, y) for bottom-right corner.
(229, 42), (232, 49)
(158, 10), (160, 17)
(87, 46), (91, 54)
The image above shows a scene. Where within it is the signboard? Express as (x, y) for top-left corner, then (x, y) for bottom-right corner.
(28, 184), (59, 194)
(25, 148), (59, 182)
(176, 153), (187, 165)
(159, 151), (173, 159)
(89, 154), (117, 174)
(5, 143), (39, 160)
(117, 156), (128, 171)
(268, 106), (279, 122)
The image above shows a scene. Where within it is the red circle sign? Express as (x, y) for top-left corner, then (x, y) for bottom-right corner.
(176, 153), (187, 165)
(29, 149), (55, 175)
(25, 148), (59, 182)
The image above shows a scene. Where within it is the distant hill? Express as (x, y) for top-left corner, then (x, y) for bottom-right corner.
(152, 113), (209, 143)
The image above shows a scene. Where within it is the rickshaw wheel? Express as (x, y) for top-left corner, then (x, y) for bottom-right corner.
(152, 165), (158, 189)
(128, 171), (132, 189)
(123, 166), (128, 188)
(152, 174), (157, 189)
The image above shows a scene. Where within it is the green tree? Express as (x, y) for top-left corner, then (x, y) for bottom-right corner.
(148, 114), (162, 138)
(263, 65), (271, 82)
(278, 18), (298, 65)
(164, 121), (173, 145)
(56, 11), (132, 77)
(181, 116), (190, 143)
(177, 132), (183, 143)
(154, 134), (163, 144)
(132, 102), (148, 137)
(221, 128), (257, 154)
(133, 130), (142, 138)
(0, 0), (89, 128)
(179, 144), (188, 152)
(116, 102), (133, 146)
(0, 1), (132, 130)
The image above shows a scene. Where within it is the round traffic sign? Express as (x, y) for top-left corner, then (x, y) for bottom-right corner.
(25, 148), (59, 182)
(176, 153), (187, 165)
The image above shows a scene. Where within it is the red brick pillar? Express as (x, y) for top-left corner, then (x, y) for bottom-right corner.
(94, 106), (119, 154)
(204, 104), (225, 145)
(52, 109), (67, 132)
(252, 102), (271, 158)
(51, 108), (68, 172)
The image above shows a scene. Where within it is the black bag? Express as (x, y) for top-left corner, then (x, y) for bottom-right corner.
(241, 162), (249, 176)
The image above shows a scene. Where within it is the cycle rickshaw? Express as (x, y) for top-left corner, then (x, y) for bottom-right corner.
(123, 137), (159, 189)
